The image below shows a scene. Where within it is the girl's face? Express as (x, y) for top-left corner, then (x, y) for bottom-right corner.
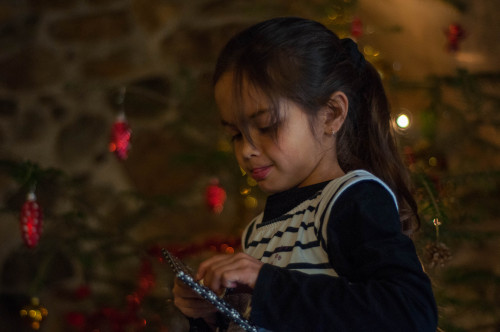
(215, 72), (343, 194)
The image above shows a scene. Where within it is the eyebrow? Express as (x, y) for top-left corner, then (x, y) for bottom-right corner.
(249, 109), (269, 120)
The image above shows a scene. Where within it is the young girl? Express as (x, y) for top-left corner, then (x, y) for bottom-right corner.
(173, 17), (438, 332)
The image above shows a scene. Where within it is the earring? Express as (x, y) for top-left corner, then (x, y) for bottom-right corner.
(331, 129), (336, 136)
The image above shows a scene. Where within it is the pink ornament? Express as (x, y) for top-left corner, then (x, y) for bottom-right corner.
(20, 191), (43, 248)
(109, 113), (132, 160)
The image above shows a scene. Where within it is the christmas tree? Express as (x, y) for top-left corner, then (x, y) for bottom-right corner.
(0, 0), (499, 331)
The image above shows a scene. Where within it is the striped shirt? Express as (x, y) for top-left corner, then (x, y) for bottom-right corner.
(242, 170), (398, 276)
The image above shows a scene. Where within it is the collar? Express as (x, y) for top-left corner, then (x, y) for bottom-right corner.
(262, 180), (330, 223)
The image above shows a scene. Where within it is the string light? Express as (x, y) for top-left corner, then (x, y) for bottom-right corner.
(246, 176), (257, 187)
(244, 196), (258, 209)
(396, 113), (410, 129)
(20, 297), (48, 330)
(240, 187), (251, 195)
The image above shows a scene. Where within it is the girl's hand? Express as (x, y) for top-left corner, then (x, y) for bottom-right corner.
(172, 277), (218, 323)
(196, 252), (264, 294)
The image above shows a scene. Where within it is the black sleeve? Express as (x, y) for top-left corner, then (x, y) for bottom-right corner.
(187, 313), (229, 332)
(249, 181), (438, 332)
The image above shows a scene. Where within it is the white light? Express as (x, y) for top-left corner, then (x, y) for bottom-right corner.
(396, 114), (410, 129)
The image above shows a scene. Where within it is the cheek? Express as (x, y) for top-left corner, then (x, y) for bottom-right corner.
(232, 142), (245, 164)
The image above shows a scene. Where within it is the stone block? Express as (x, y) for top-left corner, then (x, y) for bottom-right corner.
(131, 0), (181, 32)
(107, 76), (171, 118)
(56, 114), (108, 164)
(0, 46), (61, 90)
(16, 108), (48, 142)
(83, 50), (136, 79)
(27, 0), (77, 11)
(48, 10), (131, 42)
(0, 98), (17, 117)
(161, 22), (248, 67)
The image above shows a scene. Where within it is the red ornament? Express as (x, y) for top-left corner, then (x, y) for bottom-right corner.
(205, 179), (227, 214)
(445, 23), (466, 52)
(20, 191), (43, 248)
(109, 113), (132, 160)
(74, 284), (91, 300)
(65, 312), (86, 329)
(350, 17), (363, 39)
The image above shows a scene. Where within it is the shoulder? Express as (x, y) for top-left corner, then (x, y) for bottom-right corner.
(316, 170), (400, 245)
(336, 179), (398, 210)
(328, 178), (402, 242)
(320, 169), (398, 212)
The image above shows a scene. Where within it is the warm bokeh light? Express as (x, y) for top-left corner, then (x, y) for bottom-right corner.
(396, 113), (410, 129)
(244, 196), (258, 209)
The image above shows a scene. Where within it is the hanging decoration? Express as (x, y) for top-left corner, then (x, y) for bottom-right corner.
(350, 17), (363, 39)
(424, 218), (452, 268)
(205, 178), (227, 214)
(109, 87), (132, 160)
(109, 113), (132, 160)
(20, 297), (48, 330)
(445, 23), (466, 52)
(20, 189), (43, 249)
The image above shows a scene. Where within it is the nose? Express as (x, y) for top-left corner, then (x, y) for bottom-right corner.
(240, 135), (260, 160)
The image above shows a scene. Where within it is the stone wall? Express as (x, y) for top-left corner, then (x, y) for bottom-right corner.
(0, 1), (340, 330)
(0, 0), (356, 249)
(0, 0), (292, 241)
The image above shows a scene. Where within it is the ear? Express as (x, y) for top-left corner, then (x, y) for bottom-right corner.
(322, 91), (348, 135)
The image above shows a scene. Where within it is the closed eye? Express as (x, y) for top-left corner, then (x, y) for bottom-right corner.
(258, 126), (272, 134)
(231, 132), (242, 142)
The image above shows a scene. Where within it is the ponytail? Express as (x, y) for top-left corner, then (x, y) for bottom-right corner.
(336, 57), (419, 234)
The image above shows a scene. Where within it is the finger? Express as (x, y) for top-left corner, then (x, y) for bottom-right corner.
(217, 254), (261, 288)
(203, 253), (263, 292)
(201, 254), (244, 291)
(196, 254), (233, 280)
(173, 278), (203, 299)
(173, 296), (217, 318)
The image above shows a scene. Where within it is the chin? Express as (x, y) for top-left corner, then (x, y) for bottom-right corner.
(257, 182), (289, 195)
(257, 182), (276, 194)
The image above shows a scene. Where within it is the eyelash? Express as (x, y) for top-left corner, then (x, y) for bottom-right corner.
(258, 126), (272, 134)
(231, 133), (242, 142)
(228, 124), (275, 142)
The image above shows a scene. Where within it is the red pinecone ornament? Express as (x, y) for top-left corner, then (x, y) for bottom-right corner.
(20, 191), (43, 248)
(205, 179), (227, 214)
(109, 113), (132, 160)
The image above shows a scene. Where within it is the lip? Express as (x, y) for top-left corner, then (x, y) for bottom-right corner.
(251, 166), (272, 181)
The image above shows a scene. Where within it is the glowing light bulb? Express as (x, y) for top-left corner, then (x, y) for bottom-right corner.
(396, 113), (410, 129)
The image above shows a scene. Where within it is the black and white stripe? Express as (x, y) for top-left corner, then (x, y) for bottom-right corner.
(242, 170), (398, 276)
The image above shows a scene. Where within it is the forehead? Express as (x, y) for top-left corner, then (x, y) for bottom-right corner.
(215, 71), (270, 121)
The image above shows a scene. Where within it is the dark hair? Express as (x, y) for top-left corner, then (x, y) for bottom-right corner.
(213, 17), (419, 233)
